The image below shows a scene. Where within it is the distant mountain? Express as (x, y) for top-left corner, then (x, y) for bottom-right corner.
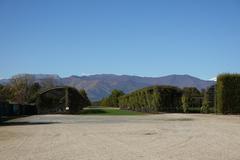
(2, 74), (63, 86)
(61, 74), (215, 101)
(0, 78), (10, 85)
(0, 74), (215, 101)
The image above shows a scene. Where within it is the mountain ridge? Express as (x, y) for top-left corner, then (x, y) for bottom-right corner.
(0, 74), (215, 101)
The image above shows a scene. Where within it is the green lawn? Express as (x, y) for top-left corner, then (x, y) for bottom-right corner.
(79, 107), (145, 115)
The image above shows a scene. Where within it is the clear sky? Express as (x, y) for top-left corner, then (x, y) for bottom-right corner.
(0, 0), (240, 80)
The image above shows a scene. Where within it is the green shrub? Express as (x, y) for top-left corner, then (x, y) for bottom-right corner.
(118, 86), (182, 113)
(216, 74), (240, 114)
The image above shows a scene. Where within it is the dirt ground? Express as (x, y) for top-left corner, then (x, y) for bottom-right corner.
(0, 114), (240, 160)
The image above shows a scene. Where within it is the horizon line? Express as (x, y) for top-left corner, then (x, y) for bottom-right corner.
(0, 73), (217, 81)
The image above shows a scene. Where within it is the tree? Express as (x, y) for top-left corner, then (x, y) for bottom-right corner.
(10, 74), (35, 104)
(28, 82), (41, 103)
(100, 89), (125, 107)
(0, 75), (42, 104)
(0, 85), (13, 101)
(9, 74), (42, 104)
(110, 89), (125, 107)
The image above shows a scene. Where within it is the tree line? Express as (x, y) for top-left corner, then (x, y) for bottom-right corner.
(0, 74), (90, 106)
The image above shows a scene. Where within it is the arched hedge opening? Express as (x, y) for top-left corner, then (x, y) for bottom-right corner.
(36, 87), (89, 114)
(181, 87), (203, 113)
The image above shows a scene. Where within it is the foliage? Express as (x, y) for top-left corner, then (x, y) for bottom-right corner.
(10, 75), (34, 103)
(79, 89), (91, 106)
(201, 85), (215, 113)
(216, 74), (240, 114)
(181, 87), (203, 113)
(36, 87), (90, 114)
(68, 87), (88, 113)
(0, 85), (13, 102)
(118, 86), (182, 113)
(0, 75), (41, 104)
(27, 82), (41, 103)
(100, 89), (125, 107)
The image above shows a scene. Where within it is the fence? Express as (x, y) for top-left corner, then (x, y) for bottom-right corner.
(0, 101), (37, 116)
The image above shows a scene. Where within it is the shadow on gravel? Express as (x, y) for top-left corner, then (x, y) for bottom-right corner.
(0, 122), (59, 126)
(0, 116), (29, 123)
(160, 118), (194, 121)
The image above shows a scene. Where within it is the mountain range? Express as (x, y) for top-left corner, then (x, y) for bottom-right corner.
(0, 74), (215, 101)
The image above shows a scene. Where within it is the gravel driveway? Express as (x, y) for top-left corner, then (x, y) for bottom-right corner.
(1, 114), (240, 160)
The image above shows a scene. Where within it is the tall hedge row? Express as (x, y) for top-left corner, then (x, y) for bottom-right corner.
(118, 86), (182, 112)
(216, 74), (240, 114)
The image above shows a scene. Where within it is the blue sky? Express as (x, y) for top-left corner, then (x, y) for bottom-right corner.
(0, 0), (240, 80)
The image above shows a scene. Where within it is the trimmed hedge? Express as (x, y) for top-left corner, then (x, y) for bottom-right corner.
(36, 87), (89, 114)
(216, 74), (240, 114)
(118, 86), (182, 113)
(181, 87), (203, 113)
(201, 85), (215, 113)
